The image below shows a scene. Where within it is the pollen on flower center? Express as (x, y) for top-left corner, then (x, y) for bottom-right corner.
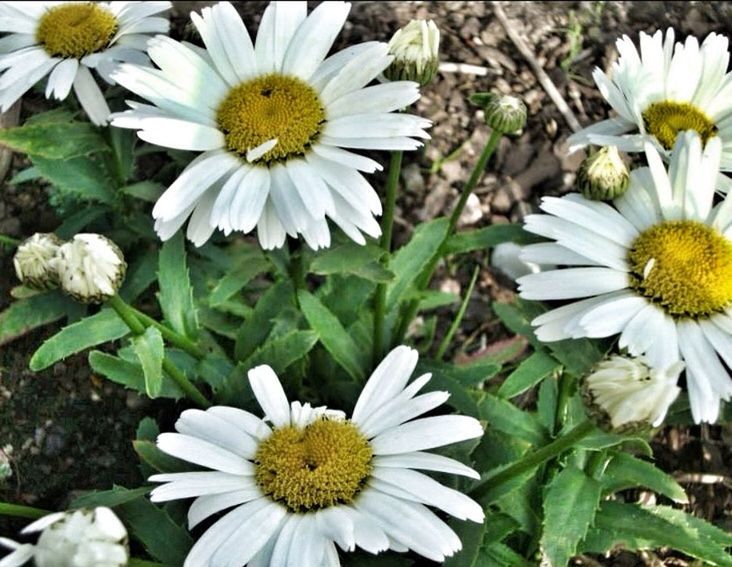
(36, 3), (118, 58)
(627, 220), (732, 317)
(642, 101), (717, 151)
(254, 419), (372, 512)
(216, 73), (326, 164)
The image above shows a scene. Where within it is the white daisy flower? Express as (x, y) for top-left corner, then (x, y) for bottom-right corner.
(568, 28), (732, 178)
(0, 507), (129, 567)
(149, 345), (484, 566)
(0, 1), (171, 125)
(110, 1), (430, 250)
(13, 232), (62, 290)
(518, 131), (732, 423)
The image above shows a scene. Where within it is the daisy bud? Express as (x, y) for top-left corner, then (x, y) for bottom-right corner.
(53, 234), (126, 304)
(581, 355), (683, 433)
(23, 507), (129, 567)
(384, 19), (440, 86)
(576, 145), (630, 201)
(470, 92), (527, 134)
(13, 233), (62, 290)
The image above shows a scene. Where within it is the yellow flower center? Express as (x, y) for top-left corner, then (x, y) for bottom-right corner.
(642, 101), (717, 151)
(627, 220), (732, 317)
(255, 419), (372, 513)
(36, 3), (118, 59)
(216, 73), (326, 164)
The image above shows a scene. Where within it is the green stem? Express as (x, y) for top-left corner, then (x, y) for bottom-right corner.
(554, 372), (573, 434)
(107, 295), (211, 408)
(0, 234), (20, 247)
(373, 150), (404, 365)
(394, 129), (503, 346)
(470, 420), (595, 502)
(128, 306), (206, 359)
(435, 265), (479, 360)
(288, 242), (305, 293)
(0, 502), (51, 520)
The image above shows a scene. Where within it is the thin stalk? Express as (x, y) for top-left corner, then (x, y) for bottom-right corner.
(128, 306), (206, 359)
(470, 420), (595, 502)
(288, 241), (306, 293)
(393, 129), (503, 346)
(435, 265), (479, 360)
(554, 371), (573, 434)
(373, 150), (404, 364)
(0, 234), (20, 248)
(107, 295), (211, 408)
(0, 502), (51, 520)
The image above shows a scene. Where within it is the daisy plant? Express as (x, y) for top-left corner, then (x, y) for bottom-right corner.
(2, 4), (732, 567)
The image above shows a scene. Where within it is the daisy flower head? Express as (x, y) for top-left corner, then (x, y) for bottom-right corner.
(518, 131), (732, 423)
(149, 346), (484, 566)
(110, 1), (431, 250)
(0, 1), (171, 125)
(568, 28), (732, 175)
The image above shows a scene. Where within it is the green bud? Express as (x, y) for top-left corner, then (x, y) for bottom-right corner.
(384, 19), (440, 86)
(470, 92), (527, 133)
(576, 146), (630, 201)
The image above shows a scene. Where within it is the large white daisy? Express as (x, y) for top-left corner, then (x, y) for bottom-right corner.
(110, 1), (430, 249)
(518, 131), (732, 423)
(0, 1), (171, 125)
(149, 345), (484, 566)
(568, 28), (732, 176)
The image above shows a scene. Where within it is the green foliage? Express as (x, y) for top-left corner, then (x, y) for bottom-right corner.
(444, 223), (538, 255)
(310, 242), (394, 283)
(88, 351), (184, 399)
(498, 351), (560, 399)
(600, 453), (688, 503)
(0, 120), (107, 159)
(0, 290), (78, 346)
(132, 327), (165, 398)
(158, 233), (200, 339)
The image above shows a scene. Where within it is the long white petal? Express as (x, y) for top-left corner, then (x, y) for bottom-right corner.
(248, 365), (291, 427)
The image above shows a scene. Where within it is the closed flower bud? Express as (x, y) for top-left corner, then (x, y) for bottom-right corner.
(581, 355), (683, 433)
(53, 234), (126, 303)
(384, 19), (440, 86)
(0, 507), (129, 567)
(470, 92), (527, 133)
(13, 233), (62, 290)
(576, 145), (630, 200)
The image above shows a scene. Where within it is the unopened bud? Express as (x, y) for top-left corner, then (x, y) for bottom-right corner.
(13, 233), (62, 290)
(53, 234), (126, 303)
(470, 92), (527, 134)
(576, 146), (629, 200)
(384, 19), (440, 86)
(581, 355), (683, 433)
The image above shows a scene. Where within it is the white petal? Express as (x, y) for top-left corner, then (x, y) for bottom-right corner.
(311, 144), (382, 173)
(207, 406), (272, 439)
(518, 268), (629, 300)
(21, 512), (66, 534)
(230, 166), (271, 233)
(320, 43), (391, 104)
(137, 118), (224, 151)
(45, 58), (78, 100)
(373, 451), (480, 479)
(188, 487), (264, 529)
(255, 1), (307, 73)
(73, 65), (111, 125)
(248, 365), (291, 427)
(176, 409), (258, 458)
(326, 82), (420, 120)
(156, 433), (254, 475)
(371, 415), (483, 455)
(257, 199), (287, 250)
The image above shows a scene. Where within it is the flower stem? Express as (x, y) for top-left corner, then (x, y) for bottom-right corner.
(435, 265), (479, 360)
(374, 150), (403, 365)
(470, 420), (595, 502)
(127, 305), (206, 359)
(0, 502), (51, 520)
(0, 233), (20, 248)
(394, 129), (503, 345)
(107, 295), (211, 408)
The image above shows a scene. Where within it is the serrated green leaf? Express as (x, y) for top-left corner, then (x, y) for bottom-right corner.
(120, 249), (158, 302)
(70, 485), (151, 509)
(209, 257), (270, 306)
(536, 375), (558, 431)
(479, 543), (534, 567)
(445, 223), (539, 255)
(298, 289), (365, 381)
(541, 465), (602, 567)
(601, 453), (688, 503)
(89, 351), (183, 399)
(498, 351), (560, 399)
(0, 121), (107, 159)
(386, 218), (449, 310)
(244, 330), (318, 373)
(120, 181), (163, 202)
(479, 393), (549, 446)
(132, 326), (165, 398)
(0, 290), (76, 346)
(158, 232), (199, 339)
(311, 242), (393, 283)
(33, 155), (117, 204)
(235, 281), (294, 360)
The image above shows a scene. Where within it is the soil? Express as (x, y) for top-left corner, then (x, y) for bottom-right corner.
(1, 1), (731, 565)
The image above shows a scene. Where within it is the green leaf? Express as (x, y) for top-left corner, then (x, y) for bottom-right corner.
(601, 453), (688, 503)
(55, 206), (106, 239)
(479, 393), (549, 446)
(158, 232), (199, 339)
(498, 351), (560, 399)
(386, 217), (449, 310)
(132, 327), (165, 398)
(298, 289), (365, 381)
(445, 223), (538, 255)
(33, 155), (117, 204)
(311, 242), (394, 283)
(120, 249), (159, 302)
(0, 121), (107, 159)
(418, 358), (502, 387)
(479, 543), (534, 567)
(120, 181), (164, 202)
(541, 465), (602, 567)
(536, 374), (558, 432)
(209, 257), (270, 307)
(88, 351), (183, 399)
(70, 485), (151, 509)
(0, 291), (76, 346)
(108, 127), (136, 182)
(414, 290), (460, 311)
(9, 166), (41, 185)
(444, 517), (487, 567)
(583, 501), (732, 566)
(235, 280), (294, 360)
(244, 330), (318, 373)
(29, 309), (129, 371)
(117, 497), (193, 566)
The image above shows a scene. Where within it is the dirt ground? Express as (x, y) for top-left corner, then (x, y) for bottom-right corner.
(1, 1), (731, 564)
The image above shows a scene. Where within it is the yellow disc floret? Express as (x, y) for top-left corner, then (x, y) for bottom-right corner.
(36, 3), (118, 59)
(642, 101), (717, 151)
(255, 419), (373, 513)
(628, 220), (732, 317)
(217, 74), (326, 164)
